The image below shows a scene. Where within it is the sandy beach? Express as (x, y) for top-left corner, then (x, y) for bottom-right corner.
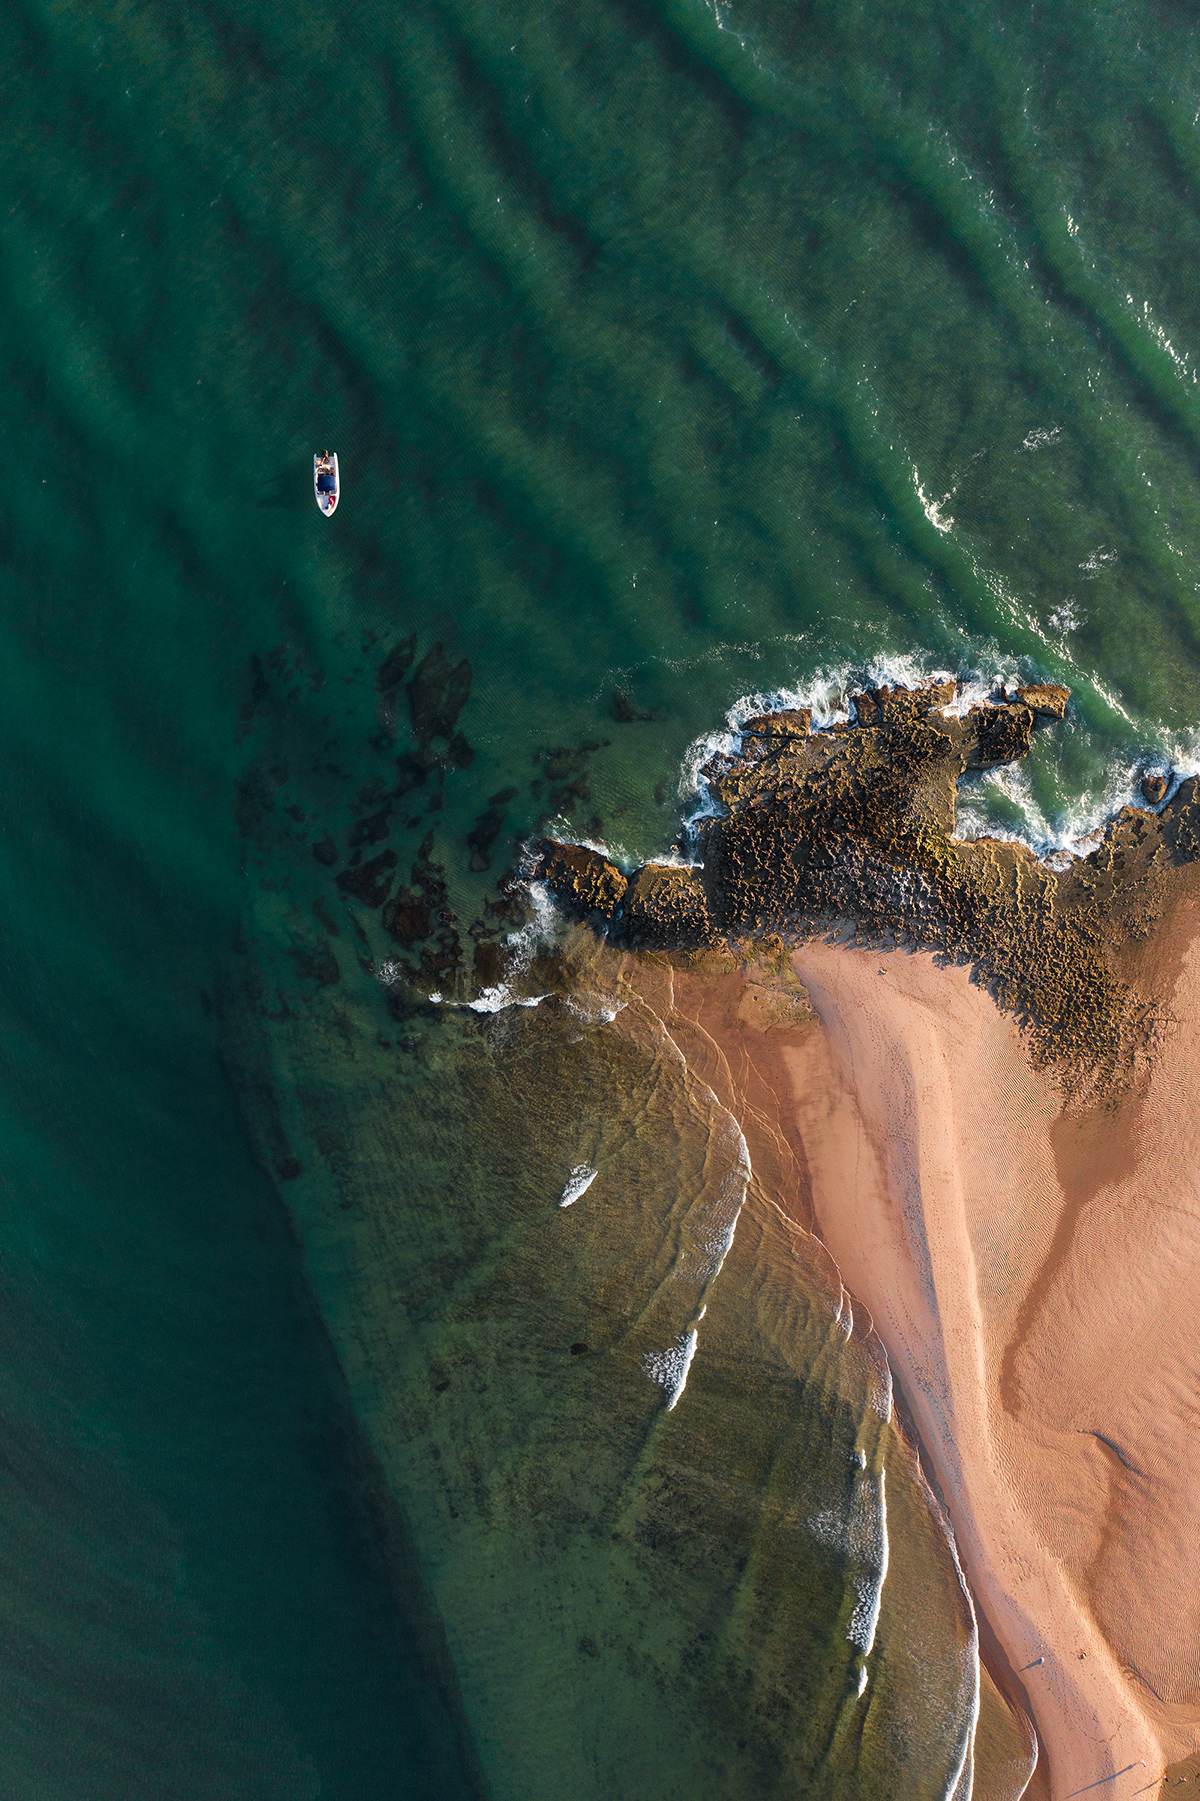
(772, 894), (1200, 1800)
(545, 682), (1200, 1796)
(619, 881), (1200, 1798)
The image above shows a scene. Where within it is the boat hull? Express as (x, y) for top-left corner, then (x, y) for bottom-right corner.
(313, 451), (339, 516)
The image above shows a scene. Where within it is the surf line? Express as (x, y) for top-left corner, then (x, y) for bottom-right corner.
(847, 1460), (889, 1696)
(623, 992), (754, 1414)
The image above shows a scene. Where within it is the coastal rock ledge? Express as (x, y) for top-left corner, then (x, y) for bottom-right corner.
(538, 679), (1200, 1092)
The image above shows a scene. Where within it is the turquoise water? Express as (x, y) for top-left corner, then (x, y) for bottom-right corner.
(5, 0), (1200, 1790)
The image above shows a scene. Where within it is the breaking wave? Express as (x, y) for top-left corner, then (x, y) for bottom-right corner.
(558, 1165), (597, 1208)
(677, 649), (1200, 870)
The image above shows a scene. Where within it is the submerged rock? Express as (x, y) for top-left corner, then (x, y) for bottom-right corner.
(336, 849), (397, 908)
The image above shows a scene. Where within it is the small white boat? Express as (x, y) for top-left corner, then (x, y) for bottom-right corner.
(314, 450), (339, 516)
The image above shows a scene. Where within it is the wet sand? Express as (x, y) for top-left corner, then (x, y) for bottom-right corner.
(631, 948), (1038, 1799)
(776, 895), (1200, 1799)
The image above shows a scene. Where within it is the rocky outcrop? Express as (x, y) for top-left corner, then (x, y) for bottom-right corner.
(543, 678), (1200, 1094)
(1015, 683), (1070, 720)
(741, 708), (812, 742)
(622, 863), (714, 950)
(1141, 771), (1169, 806)
(962, 702), (1032, 769)
(540, 841), (627, 917)
(849, 681), (954, 726)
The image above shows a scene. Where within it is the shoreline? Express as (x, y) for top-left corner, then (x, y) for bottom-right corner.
(626, 910), (1200, 1798)
(536, 679), (1200, 1798)
(610, 945), (1039, 1799)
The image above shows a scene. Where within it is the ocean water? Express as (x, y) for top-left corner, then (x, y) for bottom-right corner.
(5, 0), (1200, 1790)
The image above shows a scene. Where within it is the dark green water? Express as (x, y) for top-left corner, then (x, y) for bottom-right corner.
(5, 0), (1200, 1791)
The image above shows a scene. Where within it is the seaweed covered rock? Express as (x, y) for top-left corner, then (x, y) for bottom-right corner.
(622, 863), (715, 950)
(962, 702), (1032, 769)
(741, 708), (812, 743)
(1015, 683), (1070, 720)
(540, 841), (627, 917)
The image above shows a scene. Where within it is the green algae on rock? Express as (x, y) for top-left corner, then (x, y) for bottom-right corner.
(539, 681), (1200, 1095)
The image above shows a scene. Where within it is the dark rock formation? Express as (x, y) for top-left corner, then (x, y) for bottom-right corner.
(336, 850), (397, 908)
(467, 804), (509, 873)
(622, 863), (714, 950)
(289, 943), (340, 986)
(1015, 683), (1070, 720)
(407, 643), (472, 750)
(542, 679), (1200, 1093)
(382, 891), (432, 945)
(349, 805), (393, 848)
(741, 708), (812, 742)
(611, 691), (665, 724)
(473, 940), (505, 986)
(533, 740), (610, 819)
(1141, 771), (1169, 806)
(376, 636), (417, 691)
(540, 842), (627, 917)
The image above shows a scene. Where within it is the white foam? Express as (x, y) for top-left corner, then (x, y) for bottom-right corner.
(915, 469), (955, 534)
(806, 1508), (845, 1551)
(504, 876), (558, 969)
(415, 982), (548, 1013)
(697, 1125), (752, 1281)
(939, 671), (1015, 717)
(641, 1328), (699, 1412)
(847, 1466), (889, 1663)
(1019, 426), (1061, 452)
(565, 994), (626, 1025)
(676, 651), (1200, 872)
(937, 1521), (982, 1801)
(466, 985), (546, 1013)
(558, 1165), (597, 1208)
(955, 726), (1200, 863)
(1047, 599), (1081, 635)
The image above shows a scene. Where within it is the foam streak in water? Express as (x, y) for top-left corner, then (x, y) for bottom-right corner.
(847, 1464), (889, 1666)
(641, 1327), (699, 1411)
(558, 1165), (597, 1207)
